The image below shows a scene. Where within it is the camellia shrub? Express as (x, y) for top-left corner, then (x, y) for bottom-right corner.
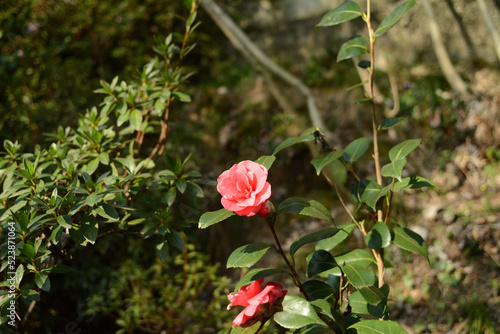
(198, 1), (434, 333)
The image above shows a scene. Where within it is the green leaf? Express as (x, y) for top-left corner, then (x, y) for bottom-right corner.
(389, 139), (421, 162)
(311, 150), (344, 175)
(69, 226), (86, 245)
(327, 249), (376, 276)
(226, 243), (271, 268)
(35, 272), (51, 292)
(57, 215), (73, 228)
(337, 36), (369, 62)
(343, 137), (370, 164)
(381, 158), (406, 181)
(166, 230), (185, 251)
(176, 178), (187, 193)
(230, 322), (261, 334)
(172, 91), (191, 102)
(290, 227), (340, 257)
(349, 319), (408, 334)
(274, 295), (325, 329)
(374, 0), (417, 37)
(235, 268), (287, 291)
(130, 109), (142, 131)
(86, 158), (100, 175)
(164, 187), (177, 206)
(81, 215), (98, 244)
(316, 1), (363, 27)
(357, 286), (386, 306)
(155, 238), (169, 263)
(15, 264), (24, 289)
(307, 250), (338, 277)
(349, 290), (386, 317)
(273, 128), (316, 155)
(198, 208), (235, 229)
(316, 223), (355, 251)
(254, 155), (275, 170)
(86, 192), (97, 207)
(378, 117), (405, 131)
(98, 152), (110, 165)
(277, 197), (334, 223)
(303, 280), (336, 301)
(94, 203), (119, 220)
(392, 227), (429, 263)
(365, 221), (391, 249)
(342, 264), (375, 288)
(394, 176), (436, 191)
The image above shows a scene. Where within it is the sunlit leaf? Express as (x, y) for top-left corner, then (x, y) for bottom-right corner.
(277, 197), (334, 223)
(254, 155), (275, 170)
(343, 137), (370, 164)
(337, 36), (369, 62)
(290, 227), (340, 257)
(389, 139), (421, 162)
(227, 243), (271, 268)
(274, 295), (326, 329)
(349, 319), (408, 334)
(374, 0), (417, 37)
(317, 1), (363, 27)
(311, 151), (344, 175)
(380, 158), (406, 181)
(198, 208), (235, 229)
(392, 227), (429, 263)
(273, 128), (316, 155)
(365, 221), (391, 249)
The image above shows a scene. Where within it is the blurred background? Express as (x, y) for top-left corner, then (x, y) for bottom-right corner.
(1, 0), (499, 333)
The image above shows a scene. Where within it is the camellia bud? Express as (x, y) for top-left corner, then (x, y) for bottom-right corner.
(257, 200), (274, 218)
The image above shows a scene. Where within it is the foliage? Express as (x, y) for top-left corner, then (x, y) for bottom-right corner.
(199, 1), (434, 333)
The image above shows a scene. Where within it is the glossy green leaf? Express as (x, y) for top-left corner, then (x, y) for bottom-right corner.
(272, 128), (317, 155)
(130, 109), (143, 130)
(349, 290), (386, 317)
(316, 223), (355, 251)
(365, 221), (391, 249)
(343, 137), (370, 164)
(235, 268), (287, 291)
(394, 176), (436, 191)
(155, 238), (169, 263)
(352, 180), (391, 211)
(311, 150), (344, 175)
(349, 319), (408, 334)
(381, 158), (406, 181)
(357, 286), (386, 306)
(226, 243), (271, 268)
(254, 155), (275, 170)
(317, 1), (363, 27)
(343, 264), (375, 288)
(57, 215), (73, 228)
(274, 295), (325, 329)
(164, 187), (176, 206)
(307, 250), (338, 277)
(198, 208), (235, 229)
(378, 117), (405, 131)
(86, 158), (100, 175)
(81, 215), (98, 244)
(230, 322), (261, 334)
(166, 230), (185, 251)
(15, 264), (24, 289)
(277, 197), (334, 223)
(374, 0), (417, 37)
(94, 203), (119, 220)
(35, 272), (51, 292)
(393, 227), (429, 263)
(172, 91), (191, 102)
(327, 249), (376, 276)
(290, 227), (340, 257)
(337, 36), (369, 62)
(303, 280), (336, 301)
(389, 139), (421, 162)
(98, 152), (110, 165)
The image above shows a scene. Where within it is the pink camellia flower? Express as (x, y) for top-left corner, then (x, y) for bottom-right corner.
(227, 279), (287, 327)
(217, 160), (271, 217)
